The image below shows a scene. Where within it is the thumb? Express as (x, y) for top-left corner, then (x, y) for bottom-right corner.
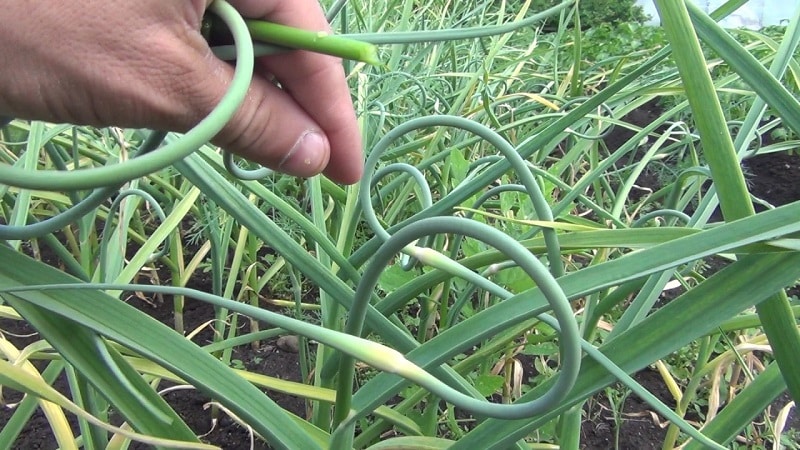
(196, 54), (332, 178)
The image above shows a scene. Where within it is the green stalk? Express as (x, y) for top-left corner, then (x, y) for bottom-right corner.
(716, 306), (800, 333)
(66, 365), (109, 449)
(557, 10), (600, 434)
(222, 221), (251, 358)
(558, 404), (582, 450)
(7, 121), (43, 251)
(388, 0), (416, 68)
(655, 2), (750, 220)
(662, 335), (716, 448)
(246, 233), (262, 347)
(309, 174), (334, 430)
(204, 200), (232, 358)
(244, 19), (381, 66)
(568, 0), (583, 98)
(169, 228), (185, 334)
(656, 0), (800, 404)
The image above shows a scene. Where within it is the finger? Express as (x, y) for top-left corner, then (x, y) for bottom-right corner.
(147, 19), (326, 178)
(190, 50), (334, 179)
(226, 0), (363, 184)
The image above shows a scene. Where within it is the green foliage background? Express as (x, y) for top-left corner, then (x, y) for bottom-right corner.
(532, 0), (649, 29)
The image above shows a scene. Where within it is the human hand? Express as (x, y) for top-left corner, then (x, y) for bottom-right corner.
(0, 0), (363, 184)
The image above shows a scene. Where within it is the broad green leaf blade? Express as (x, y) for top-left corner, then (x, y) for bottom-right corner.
(174, 152), (484, 398)
(0, 248), (322, 450)
(675, 0), (800, 404)
(453, 252), (800, 448)
(657, 0), (751, 221)
(687, 2), (800, 138)
(0, 360), (214, 449)
(128, 356), (422, 438)
(5, 296), (198, 443)
(364, 436), (454, 449)
(352, 200), (800, 429)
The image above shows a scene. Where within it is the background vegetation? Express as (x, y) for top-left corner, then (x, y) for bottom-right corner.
(0, 0), (799, 449)
(531, 0), (649, 29)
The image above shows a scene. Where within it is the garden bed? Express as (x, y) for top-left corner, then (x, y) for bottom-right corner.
(2, 142), (798, 448)
(3, 1), (800, 448)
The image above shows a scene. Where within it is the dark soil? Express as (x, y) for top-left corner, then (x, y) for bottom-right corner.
(580, 370), (672, 450)
(744, 151), (800, 212)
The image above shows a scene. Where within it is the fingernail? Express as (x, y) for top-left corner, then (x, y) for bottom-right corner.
(279, 132), (327, 176)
